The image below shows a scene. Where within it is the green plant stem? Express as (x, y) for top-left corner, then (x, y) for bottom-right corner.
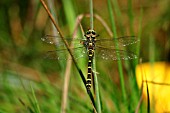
(93, 55), (101, 113)
(112, 0), (124, 35)
(40, 0), (96, 108)
(136, 8), (142, 60)
(40, 0), (86, 89)
(61, 1), (76, 113)
(128, 0), (134, 35)
(30, 82), (41, 113)
(89, 0), (101, 112)
(90, 0), (94, 30)
(107, 0), (127, 102)
(62, 0), (76, 32)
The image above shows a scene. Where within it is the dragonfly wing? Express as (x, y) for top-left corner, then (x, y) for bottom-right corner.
(41, 35), (59, 45)
(43, 47), (88, 60)
(95, 46), (138, 60)
(41, 35), (85, 48)
(95, 36), (139, 48)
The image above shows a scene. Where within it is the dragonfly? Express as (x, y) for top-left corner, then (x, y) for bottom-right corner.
(41, 29), (139, 91)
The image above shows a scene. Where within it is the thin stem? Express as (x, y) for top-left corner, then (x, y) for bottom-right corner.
(107, 0), (127, 102)
(40, 0), (85, 87)
(136, 7), (142, 63)
(89, 0), (101, 112)
(94, 14), (113, 37)
(61, 59), (72, 113)
(84, 13), (113, 37)
(60, 1), (77, 113)
(61, 15), (84, 113)
(30, 82), (41, 113)
(40, 0), (75, 66)
(112, 0), (124, 35)
(19, 78), (34, 112)
(62, 0), (76, 33)
(40, 0), (96, 108)
(90, 0), (93, 30)
(93, 54), (101, 113)
(143, 80), (170, 86)
(135, 76), (144, 113)
(128, 0), (134, 35)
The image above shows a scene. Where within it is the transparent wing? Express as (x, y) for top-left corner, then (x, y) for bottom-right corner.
(43, 47), (88, 60)
(42, 35), (139, 60)
(95, 46), (138, 60)
(95, 36), (139, 48)
(41, 35), (85, 47)
(41, 35), (139, 48)
(43, 46), (138, 60)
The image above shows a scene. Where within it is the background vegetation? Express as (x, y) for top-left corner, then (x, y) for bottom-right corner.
(0, 0), (170, 113)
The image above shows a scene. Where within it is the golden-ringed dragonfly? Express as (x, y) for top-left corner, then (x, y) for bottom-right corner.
(41, 29), (139, 91)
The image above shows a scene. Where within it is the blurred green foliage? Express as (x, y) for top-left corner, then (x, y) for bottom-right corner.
(0, 0), (170, 113)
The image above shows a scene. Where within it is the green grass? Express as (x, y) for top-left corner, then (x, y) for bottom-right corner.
(0, 0), (170, 113)
(107, 0), (127, 104)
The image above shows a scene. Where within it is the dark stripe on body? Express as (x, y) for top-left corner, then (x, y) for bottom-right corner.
(86, 44), (94, 91)
(84, 30), (97, 91)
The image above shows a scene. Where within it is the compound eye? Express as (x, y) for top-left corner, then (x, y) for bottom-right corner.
(86, 31), (90, 35)
(92, 31), (96, 35)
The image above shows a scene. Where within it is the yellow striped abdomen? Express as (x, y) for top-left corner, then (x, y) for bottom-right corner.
(86, 48), (94, 91)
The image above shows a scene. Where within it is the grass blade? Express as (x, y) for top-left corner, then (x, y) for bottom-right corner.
(89, 0), (101, 112)
(60, 1), (76, 112)
(30, 82), (41, 113)
(107, 0), (127, 102)
(128, 0), (134, 35)
(40, 0), (96, 109)
(111, 0), (124, 35)
(90, 0), (94, 30)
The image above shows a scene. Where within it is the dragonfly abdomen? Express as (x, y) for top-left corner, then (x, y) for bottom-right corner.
(86, 46), (94, 91)
(86, 66), (92, 90)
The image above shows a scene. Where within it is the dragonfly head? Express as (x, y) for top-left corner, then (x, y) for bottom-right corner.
(84, 29), (99, 39)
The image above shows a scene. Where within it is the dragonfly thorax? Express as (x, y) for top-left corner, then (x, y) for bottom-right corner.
(84, 29), (98, 49)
